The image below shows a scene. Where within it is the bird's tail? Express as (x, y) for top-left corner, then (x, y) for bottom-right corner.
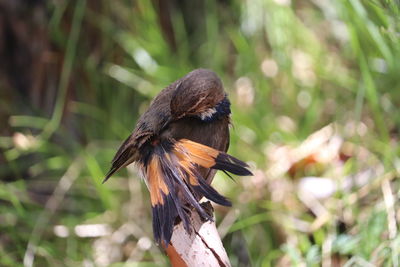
(146, 139), (252, 246)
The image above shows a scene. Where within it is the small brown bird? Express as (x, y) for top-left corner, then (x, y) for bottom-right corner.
(104, 69), (252, 246)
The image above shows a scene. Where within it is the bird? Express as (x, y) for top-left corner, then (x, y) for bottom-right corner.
(103, 69), (252, 246)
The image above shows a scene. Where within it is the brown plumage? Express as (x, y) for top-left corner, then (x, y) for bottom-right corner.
(104, 69), (252, 246)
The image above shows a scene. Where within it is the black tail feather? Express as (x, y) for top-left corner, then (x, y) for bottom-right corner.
(222, 170), (234, 180)
(150, 153), (190, 245)
(214, 153), (253, 176)
(192, 169), (232, 207)
(159, 154), (212, 221)
(161, 194), (172, 244)
(147, 140), (252, 246)
(152, 204), (162, 243)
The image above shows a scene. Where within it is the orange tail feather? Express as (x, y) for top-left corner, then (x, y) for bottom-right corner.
(145, 139), (252, 246)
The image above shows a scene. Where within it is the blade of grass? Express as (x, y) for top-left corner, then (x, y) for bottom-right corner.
(41, 0), (86, 140)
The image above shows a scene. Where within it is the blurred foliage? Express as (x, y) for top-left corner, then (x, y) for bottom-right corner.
(0, 0), (400, 266)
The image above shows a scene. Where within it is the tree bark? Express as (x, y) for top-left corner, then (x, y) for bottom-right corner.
(164, 202), (231, 267)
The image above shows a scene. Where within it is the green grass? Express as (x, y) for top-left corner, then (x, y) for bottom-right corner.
(1, 0), (400, 266)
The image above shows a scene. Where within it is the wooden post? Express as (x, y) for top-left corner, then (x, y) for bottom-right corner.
(164, 202), (231, 267)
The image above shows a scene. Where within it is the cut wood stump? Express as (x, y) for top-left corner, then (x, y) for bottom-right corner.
(164, 202), (231, 267)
